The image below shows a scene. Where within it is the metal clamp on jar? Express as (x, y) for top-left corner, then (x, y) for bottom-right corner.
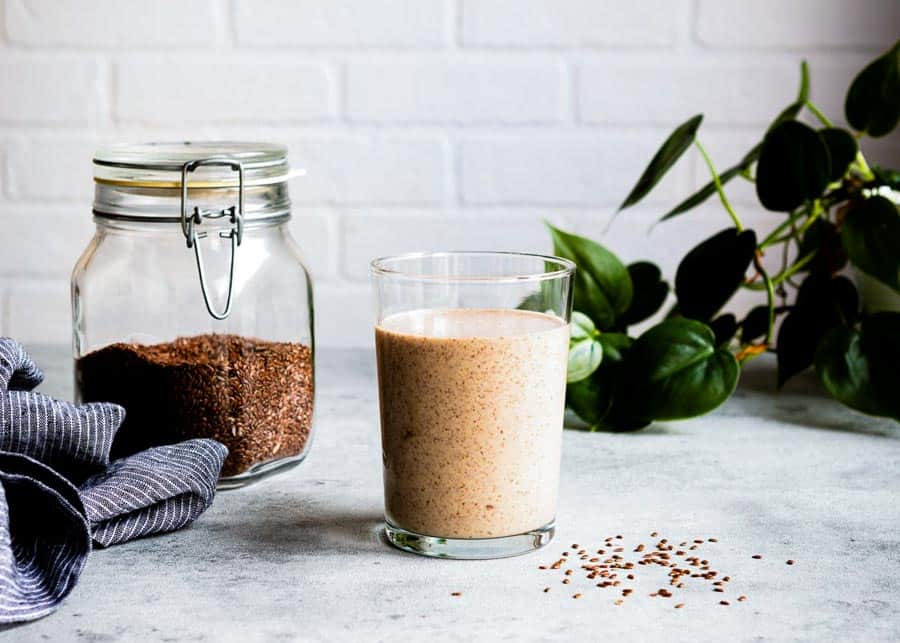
(73, 142), (315, 488)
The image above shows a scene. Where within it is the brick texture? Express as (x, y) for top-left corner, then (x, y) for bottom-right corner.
(462, 0), (681, 47)
(235, 0), (445, 48)
(0, 1), (897, 345)
(5, 0), (223, 48)
(346, 61), (564, 124)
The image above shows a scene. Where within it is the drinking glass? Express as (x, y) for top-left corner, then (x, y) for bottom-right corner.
(371, 251), (575, 559)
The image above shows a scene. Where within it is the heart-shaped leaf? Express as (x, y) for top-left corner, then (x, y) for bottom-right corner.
(740, 306), (771, 343)
(610, 318), (739, 422)
(566, 333), (633, 427)
(777, 274), (859, 387)
(818, 128), (858, 182)
(570, 311), (597, 340)
(799, 218), (847, 274)
(618, 262), (669, 328)
(841, 195), (900, 293)
(845, 40), (900, 137)
(709, 314), (738, 347)
(548, 224), (633, 330)
(619, 114), (703, 211)
(815, 312), (900, 420)
(756, 121), (831, 212)
(675, 228), (757, 322)
(567, 338), (603, 383)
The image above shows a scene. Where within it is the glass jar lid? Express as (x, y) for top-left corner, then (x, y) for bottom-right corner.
(93, 141), (297, 188)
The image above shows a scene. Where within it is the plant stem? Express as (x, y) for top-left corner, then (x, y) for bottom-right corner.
(805, 100), (834, 127)
(693, 139), (744, 231)
(743, 250), (817, 290)
(755, 253), (776, 346)
(853, 149), (876, 182)
(759, 207), (809, 249)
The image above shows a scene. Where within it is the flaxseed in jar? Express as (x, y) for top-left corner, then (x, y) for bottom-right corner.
(72, 142), (315, 488)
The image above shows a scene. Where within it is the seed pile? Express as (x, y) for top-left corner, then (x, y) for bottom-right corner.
(77, 334), (314, 477)
(537, 533), (795, 607)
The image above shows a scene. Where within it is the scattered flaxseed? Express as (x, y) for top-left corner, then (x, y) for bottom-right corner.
(786, 559), (795, 565)
(738, 596), (747, 602)
(615, 599), (624, 606)
(708, 538), (718, 543)
(720, 601), (730, 606)
(675, 603), (685, 609)
(543, 587), (550, 593)
(650, 531), (659, 537)
(565, 570), (573, 576)
(538, 566), (547, 570)
(571, 543), (579, 549)
(693, 539), (704, 544)
(714, 588), (725, 593)
(451, 592), (461, 597)
(562, 579), (570, 584)
(573, 594), (582, 599)
(752, 554), (762, 560)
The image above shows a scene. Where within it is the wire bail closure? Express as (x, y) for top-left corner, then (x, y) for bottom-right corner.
(180, 158), (245, 320)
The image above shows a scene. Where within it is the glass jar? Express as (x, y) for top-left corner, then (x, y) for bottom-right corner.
(72, 142), (315, 489)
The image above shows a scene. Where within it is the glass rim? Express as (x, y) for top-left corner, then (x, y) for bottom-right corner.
(369, 251), (576, 283)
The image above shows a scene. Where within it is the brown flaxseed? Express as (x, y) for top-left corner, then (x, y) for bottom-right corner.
(752, 554), (762, 559)
(77, 334), (314, 477)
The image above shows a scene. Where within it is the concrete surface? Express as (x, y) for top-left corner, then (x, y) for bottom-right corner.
(12, 346), (900, 642)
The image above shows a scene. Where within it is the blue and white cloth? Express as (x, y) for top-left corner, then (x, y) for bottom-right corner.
(0, 338), (227, 624)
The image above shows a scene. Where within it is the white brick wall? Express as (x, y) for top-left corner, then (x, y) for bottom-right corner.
(0, 0), (897, 347)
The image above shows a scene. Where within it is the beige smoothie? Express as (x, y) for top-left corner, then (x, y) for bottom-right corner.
(375, 308), (569, 539)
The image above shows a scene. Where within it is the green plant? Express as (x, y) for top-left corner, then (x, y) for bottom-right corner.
(553, 41), (900, 430)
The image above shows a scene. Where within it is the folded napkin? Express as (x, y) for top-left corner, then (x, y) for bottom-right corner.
(0, 338), (227, 624)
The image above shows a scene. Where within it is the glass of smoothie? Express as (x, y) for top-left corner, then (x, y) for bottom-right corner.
(371, 251), (575, 559)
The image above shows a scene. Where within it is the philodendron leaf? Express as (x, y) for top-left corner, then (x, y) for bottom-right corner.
(815, 312), (900, 421)
(566, 333), (633, 428)
(819, 128), (858, 183)
(611, 318), (739, 422)
(845, 40), (900, 137)
(709, 314), (738, 347)
(547, 224), (633, 330)
(756, 121), (831, 212)
(740, 306), (770, 343)
(619, 114), (703, 211)
(618, 262), (669, 327)
(799, 218), (847, 274)
(674, 228), (757, 322)
(776, 274), (859, 387)
(567, 338), (603, 383)
(569, 311), (597, 340)
(841, 195), (900, 293)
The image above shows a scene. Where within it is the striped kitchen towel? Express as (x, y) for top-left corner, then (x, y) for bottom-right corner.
(0, 338), (227, 624)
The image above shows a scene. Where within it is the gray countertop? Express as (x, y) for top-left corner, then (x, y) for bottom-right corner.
(14, 346), (900, 642)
